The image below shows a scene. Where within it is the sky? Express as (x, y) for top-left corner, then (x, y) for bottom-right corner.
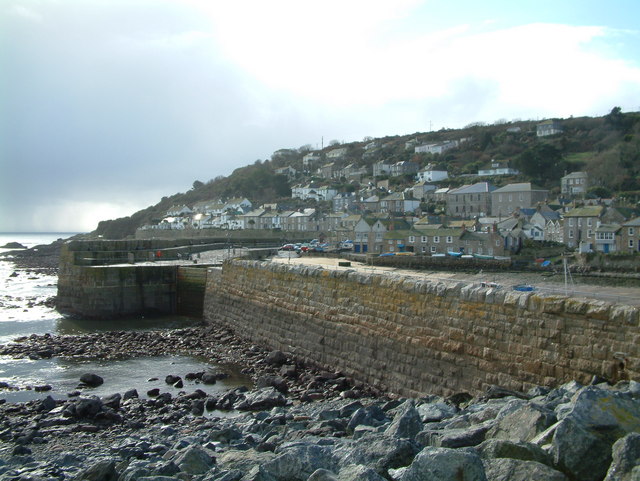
(1, 0), (640, 232)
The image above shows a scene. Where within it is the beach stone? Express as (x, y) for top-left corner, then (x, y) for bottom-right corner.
(334, 434), (420, 476)
(265, 350), (287, 366)
(75, 459), (117, 481)
(551, 386), (640, 481)
(80, 373), (104, 387)
(123, 388), (138, 400)
(416, 400), (457, 422)
(256, 375), (288, 394)
(417, 424), (489, 448)
(261, 444), (337, 480)
(483, 458), (568, 481)
(307, 469), (339, 481)
(201, 373), (218, 384)
(165, 375), (181, 385)
(174, 446), (215, 475)
(384, 400), (423, 440)
(101, 393), (121, 410)
(346, 406), (387, 433)
(74, 397), (103, 418)
(338, 464), (387, 480)
(398, 446), (487, 481)
(486, 404), (556, 442)
(216, 449), (276, 473)
(476, 439), (552, 466)
(604, 432), (640, 481)
(234, 387), (286, 410)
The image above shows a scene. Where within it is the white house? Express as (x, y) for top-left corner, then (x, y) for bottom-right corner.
(417, 164), (448, 182)
(415, 140), (458, 155)
(478, 160), (519, 177)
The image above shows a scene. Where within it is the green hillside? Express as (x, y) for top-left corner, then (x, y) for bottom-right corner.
(95, 107), (640, 239)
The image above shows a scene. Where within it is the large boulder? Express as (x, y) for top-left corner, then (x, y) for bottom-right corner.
(486, 404), (556, 442)
(261, 444), (338, 480)
(75, 459), (118, 481)
(385, 400), (423, 441)
(551, 386), (640, 481)
(80, 373), (104, 387)
(398, 447), (487, 481)
(173, 446), (215, 475)
(338, 464), (387, 480)
(416, 400), (457, 423)
(334, 434), (420, 476)
(604, 432), (640, 481)
(483, 458), (568, 481)
(234, 387), (287, 411)
(476, 439), (552, 466)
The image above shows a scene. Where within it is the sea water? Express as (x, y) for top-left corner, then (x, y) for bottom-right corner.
(0, 233), (251, 403)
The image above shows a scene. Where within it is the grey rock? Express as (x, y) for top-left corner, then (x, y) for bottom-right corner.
(216, 449), (276, 473)
(75, 397), (104, 418)
(417, 424), (489, 448)
(307, 468), (339, 481)
(416, 401), (457, 422)
(174, 446), (216, 475)
(123, 388), (138, 400)
(551, 386), (640, 481)
(604, 432), (640, 481)
(398, 446), (487, 481)
(75, 459), (117, 481)
(101, 393), (121, 410)
(385, 400), (423, 440)
(338, 464), (387, 480)
(483, 458), (568, 481)
(261, 444), (337, 480)
(165, 375), (181, 385)
(212, 470), (243, 481)
(486, 404), (556, 442)
(476, 439), (552, 466)
(256, 375), (288, 394)
(234, 387), (287, 411)
(80, 373), (104, 387)
(265, 350), (287, 366)
(346, 406), (387, 433)
(334, 434), (420, 476)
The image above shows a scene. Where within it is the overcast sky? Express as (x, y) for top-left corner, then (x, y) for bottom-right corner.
(1, 0), (639, 232)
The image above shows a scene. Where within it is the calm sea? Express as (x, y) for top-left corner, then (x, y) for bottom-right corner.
(0, 232), (250, 404)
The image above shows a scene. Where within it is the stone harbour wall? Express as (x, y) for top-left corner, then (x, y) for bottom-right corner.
(203, 260), (640, 397)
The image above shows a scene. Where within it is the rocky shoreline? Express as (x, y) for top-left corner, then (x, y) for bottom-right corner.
(0, 324), (639, 480)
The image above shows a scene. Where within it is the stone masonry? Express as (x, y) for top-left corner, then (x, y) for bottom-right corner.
(204, 260), (640, 397)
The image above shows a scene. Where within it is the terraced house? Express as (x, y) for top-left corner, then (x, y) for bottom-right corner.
(386, 225), (507, 256)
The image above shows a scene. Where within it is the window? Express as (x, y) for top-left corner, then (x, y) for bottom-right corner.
(408, 236), (415, 243)
(578, 218), (582, 227)
(569, 218), (574, 227)
(421, 246), (426, 253)
(508, 194), (512, 202)
(446, 236), (453, 243)
(434, 236), (440, 243)
(375, 232), (382, 240)
(421, 236), (427, 243)
(496, 240), (501, 246)
(568, 230), (574, 239)
(629, 227), (635, 236)
(519, 193), (523, 201)
(397, 240), (402, 245)
(587, 230), (593, 238)
(629, 239), (635, 249)
(499, 194), (503, 202)
(430, 246), (436, 253)
(587, 218), (592, 227)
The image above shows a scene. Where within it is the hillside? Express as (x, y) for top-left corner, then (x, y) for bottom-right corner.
(95, 108), (640, 239)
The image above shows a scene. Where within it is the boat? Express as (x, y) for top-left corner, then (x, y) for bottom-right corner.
(446, 251), (462, 257)
(473, 253), (494, 260)
(513, 284), (535, 292)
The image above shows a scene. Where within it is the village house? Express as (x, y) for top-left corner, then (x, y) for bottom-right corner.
(390, 161), (419, 177)
(166, 205), (193, 217)
(530, 209), (563, 243)
(401, 225), (507, 256)
(353, 218), (410, 254)
(563, 205), (604, 250)
(595, 224), (622, 254)
(326, 147), (347, 160)
(302, 152), (322, 169)
(379, 192), (420, 215)
(620, 217), (640, 253)
(224, 198), (252, 212)
(333, 192), (356, 212)
(360, 195), (380, 213)
(537, 119), (563, 137)
(412, 181), (437, 201)
(490, 183), (549, 217)
(275, 166), (297, 179)
(372, 161), (393, 177)
(241, 208), (267, 230)
(338, 163), (367, 181)
(317, 162), (336, 179)
(446, 182), (495, 218)
(414, 140), (458, 155)
(477, 160), (519, 177)
(416, 163), (448, 182)
(561, 171), (589, 196)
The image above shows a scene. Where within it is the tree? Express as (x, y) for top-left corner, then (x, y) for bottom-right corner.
(515, 144), (566, 184)
(192, 180), (204, 190)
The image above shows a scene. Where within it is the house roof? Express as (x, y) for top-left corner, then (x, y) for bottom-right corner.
(384, 230), (413, 240)
(449, 182), (495, 195)
(492, 183), (546, 193)
(623, 216), (640, 227)
(562, 171), (588, 179)
(596, 223), (622, 233)
(563, 206), (604, 217)
(378, 219), (411, 230)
